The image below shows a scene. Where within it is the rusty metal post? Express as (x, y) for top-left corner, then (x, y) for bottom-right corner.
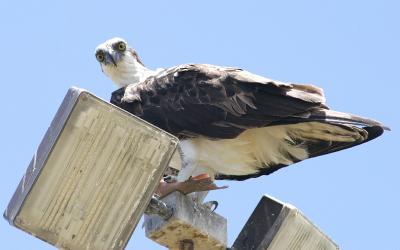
(179, 239), (194, 250)
(144, 192), (227, 250)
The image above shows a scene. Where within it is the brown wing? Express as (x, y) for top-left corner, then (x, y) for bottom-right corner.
(110, 64), (332, 139)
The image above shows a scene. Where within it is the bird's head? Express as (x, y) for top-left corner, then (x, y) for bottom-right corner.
(95, 37), (152, 87)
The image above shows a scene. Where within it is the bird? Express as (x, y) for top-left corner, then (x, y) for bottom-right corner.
(95, 37), (388, 189)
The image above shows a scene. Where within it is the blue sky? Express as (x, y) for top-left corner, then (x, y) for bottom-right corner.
(0, 1), (398, 249)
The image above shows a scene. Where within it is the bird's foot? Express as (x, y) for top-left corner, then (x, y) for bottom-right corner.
(155, 174), (228, 198)
(180, 174), (228, 195)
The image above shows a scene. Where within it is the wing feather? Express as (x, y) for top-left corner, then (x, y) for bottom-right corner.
(111, 64), (333, 139)
(110, 63), (388, 180)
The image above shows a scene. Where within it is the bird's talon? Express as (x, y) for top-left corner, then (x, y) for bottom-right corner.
(203, 200), (218, 212)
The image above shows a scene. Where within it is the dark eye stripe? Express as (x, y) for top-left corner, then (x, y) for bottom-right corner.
(95, 50), (105, 62)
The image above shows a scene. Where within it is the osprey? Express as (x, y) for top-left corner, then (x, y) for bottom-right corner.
(96, 37), (388, 185)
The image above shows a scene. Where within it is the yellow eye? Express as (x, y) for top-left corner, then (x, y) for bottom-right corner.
(117, 42), (126, 51)
(96, 51), (105, 62)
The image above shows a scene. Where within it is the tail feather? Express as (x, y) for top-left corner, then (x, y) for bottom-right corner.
(311, 109), (390, 130)
(217, 110), (388, 182)
(304, 125), (384, 158)
(217, 125), (385, 181)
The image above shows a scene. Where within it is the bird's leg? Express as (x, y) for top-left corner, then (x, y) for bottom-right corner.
(176, 160), (197, 182)
(170, 141), (228, 205)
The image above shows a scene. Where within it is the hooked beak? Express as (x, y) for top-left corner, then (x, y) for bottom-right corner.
(104, 49), (123, 67)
